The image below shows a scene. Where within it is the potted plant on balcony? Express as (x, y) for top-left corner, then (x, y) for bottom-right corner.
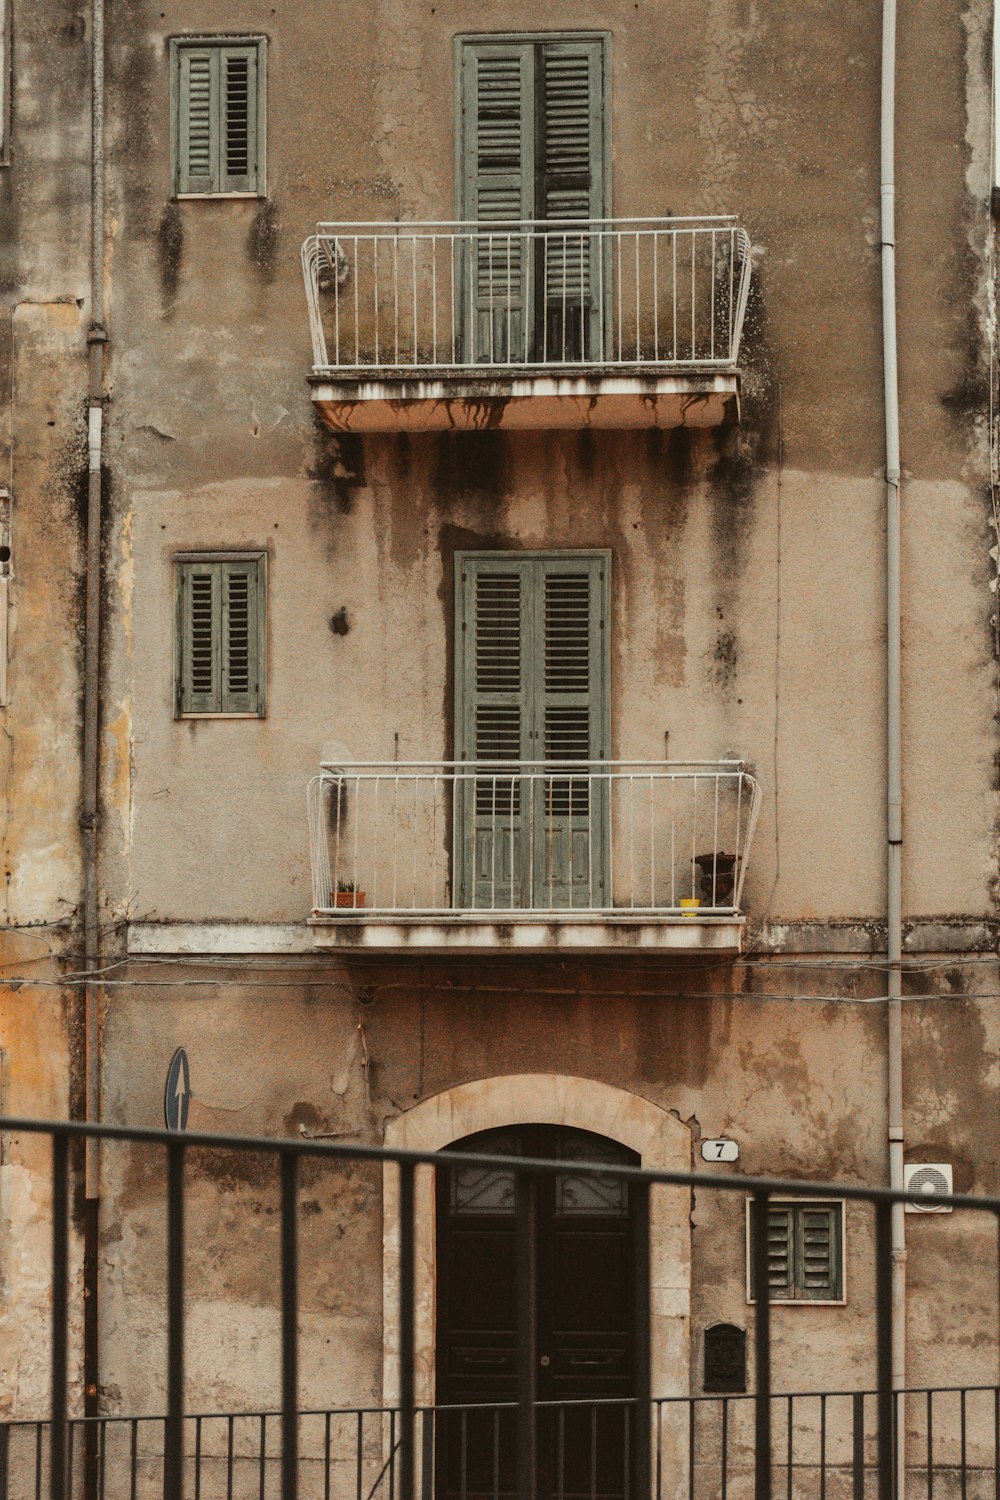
(335, 880), (367, 910)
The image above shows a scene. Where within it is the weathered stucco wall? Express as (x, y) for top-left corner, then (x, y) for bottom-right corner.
(95, 964), (1000, 1418)
(99, 0), (997, 929)
(0, 0), (94, 1422)
(1, 0), (999, 1442)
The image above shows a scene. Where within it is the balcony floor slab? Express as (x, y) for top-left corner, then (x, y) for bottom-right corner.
(308, 913), (745, 954)
(310, 370), (740, 433)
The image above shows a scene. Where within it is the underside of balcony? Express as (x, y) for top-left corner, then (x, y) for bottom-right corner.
(309, 369), (740, 434)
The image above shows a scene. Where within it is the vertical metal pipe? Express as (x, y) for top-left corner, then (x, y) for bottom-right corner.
(881, 0), (907, 1491)
(516, 1173), (538, 1500)
(83, 0), (108, 1487)
(281, 1153), (299, 1500)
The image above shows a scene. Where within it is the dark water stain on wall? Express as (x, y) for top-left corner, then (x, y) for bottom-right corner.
(247, 199), (280, 285)
(156, 203), (183, 315)
(308, 423), (367, 523)
(432, 431), (513, 505)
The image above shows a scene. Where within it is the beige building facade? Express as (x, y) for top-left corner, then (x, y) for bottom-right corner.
(1, 0), (999, 1489)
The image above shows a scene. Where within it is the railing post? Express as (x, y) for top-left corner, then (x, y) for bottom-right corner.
(0, 1420), (9, 1500)
(164, 1141), (185, 1500)
(50, 1134), (69, 1500)
(516, 1172), (538, 1500)
(875, 1201), (894, 1500)
(399, 1162), (417, 1500)
(633, 1179), (652, 1500)
(852, 1393), (865, 1500)
(280, 1152), (299, 1500)
(751, 1191), (772, 1500)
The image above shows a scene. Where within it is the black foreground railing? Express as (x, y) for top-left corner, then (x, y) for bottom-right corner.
(1, 1118), (999, 1500)
(3, 1390), (1000, 1500)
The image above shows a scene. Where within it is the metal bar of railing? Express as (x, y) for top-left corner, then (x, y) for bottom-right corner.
(751, 1191), (772, 1500)
(398, 1163), (416, 1500)
(634, 1179), (652, 1500)
(875, 1201), (894, 1500)
(49, 1135), (68, 1500)
(0, 1420), (9, 1500)
(516, 1173), (538, 1500)
(164, 1141), (184, 1500)
(281, 1153), (299, 1500)
(853, 1393), (865, 1500)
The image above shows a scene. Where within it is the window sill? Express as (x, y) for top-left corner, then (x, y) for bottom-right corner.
(174, 191), (266, 201)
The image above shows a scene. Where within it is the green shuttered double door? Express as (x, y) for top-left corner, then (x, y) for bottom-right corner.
(459, 37), (606, 363)
(456, 554), (609, 910)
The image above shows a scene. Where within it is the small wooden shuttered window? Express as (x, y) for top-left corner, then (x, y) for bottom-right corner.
(175, 555), (265, 716)
(455, 552), (609, 909)
(173, 40), (264, 196)
(749, 1202), (844, 1303)
(459, 35), (606, 362)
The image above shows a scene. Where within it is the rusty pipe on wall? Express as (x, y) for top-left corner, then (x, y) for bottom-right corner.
(82, 0), (107, 1487)
(880, 0), (906, 1491)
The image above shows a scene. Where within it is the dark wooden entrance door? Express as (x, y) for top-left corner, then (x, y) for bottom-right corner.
(435, 1125), (640, 1500)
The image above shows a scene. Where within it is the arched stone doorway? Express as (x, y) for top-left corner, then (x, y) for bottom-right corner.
(382, 1075), (691, 1411)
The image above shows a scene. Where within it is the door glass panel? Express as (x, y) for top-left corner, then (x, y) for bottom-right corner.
(556, 1127), (630, 1216)
(450, 1129), (522, 1215)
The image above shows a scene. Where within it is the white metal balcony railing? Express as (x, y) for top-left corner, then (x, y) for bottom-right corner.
(308, 761), (760, 920)
(302, 218), (752, 376)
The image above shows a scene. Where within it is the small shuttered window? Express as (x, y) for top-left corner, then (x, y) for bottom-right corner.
(748, 1202), (844, 1303)
(171, 38), (265, 196)
(175, 555), (265, 717)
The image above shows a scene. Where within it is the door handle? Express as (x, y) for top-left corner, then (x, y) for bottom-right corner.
(539, 1355), (551, 1367)
(568, 1357), (615, 1367)
(464, 1355), (507, 1366)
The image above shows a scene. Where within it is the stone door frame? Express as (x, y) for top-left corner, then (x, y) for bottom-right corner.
(382, 1073), (692, 1409)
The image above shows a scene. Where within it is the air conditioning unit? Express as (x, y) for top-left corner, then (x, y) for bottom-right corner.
(903, 1163), (953, 1213)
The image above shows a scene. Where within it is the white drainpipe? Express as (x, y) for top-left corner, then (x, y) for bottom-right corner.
(881, 0), (906, 1491)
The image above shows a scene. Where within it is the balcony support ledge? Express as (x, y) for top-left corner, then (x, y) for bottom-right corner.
(309, 370), (740, 434)
(308, 912), (746, 954)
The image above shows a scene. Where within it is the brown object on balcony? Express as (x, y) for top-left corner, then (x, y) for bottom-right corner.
(694, 852), (738, 905)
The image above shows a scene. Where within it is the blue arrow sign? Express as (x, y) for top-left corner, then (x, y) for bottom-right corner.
(165, 1049), (190, 1132)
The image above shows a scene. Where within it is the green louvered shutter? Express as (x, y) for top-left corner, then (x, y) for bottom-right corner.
(540, 39), (605, 360)
(175, 42), (261, 195)
(457, 558), (534, 908)
(796, 1206), (841, 1301)
(177, 47), (218, 195)
(459, 37), (606, 362)
(456, 554), (608, 909)
(536, 557), (607, 907)
(764, 1207), (794, 1297)
(461, 43), (535, 363)
(178, 561), (221, 712)
(219, 46), (258, 193)
(751, 1204), (843, 1301)
(220, 560), (261, 713)
(177, 558), (264, 716)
